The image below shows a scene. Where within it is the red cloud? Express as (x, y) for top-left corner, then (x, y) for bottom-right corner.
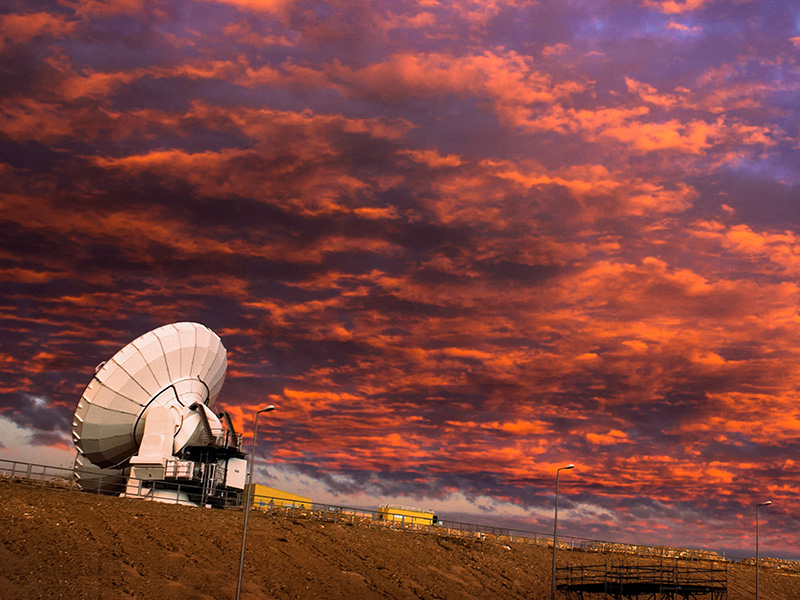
(3, 0), (800, 559)
(0, 11), (77, 48)
(642, 0), (712, 14)
(316, 51), (586, 128)
(197, 0), (296, 15)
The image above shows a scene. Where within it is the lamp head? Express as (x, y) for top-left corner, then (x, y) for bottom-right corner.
(258, 404), (276, 414)
(757, 501), (772, 507)
(561, 464), (575, 471)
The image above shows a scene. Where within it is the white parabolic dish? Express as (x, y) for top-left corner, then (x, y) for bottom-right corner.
(72, 322), (227, 469)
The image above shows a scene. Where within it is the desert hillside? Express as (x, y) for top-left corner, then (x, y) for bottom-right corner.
(1, 481), (797, 600)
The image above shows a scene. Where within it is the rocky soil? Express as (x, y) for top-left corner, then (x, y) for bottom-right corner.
(1, 481), (797, 599)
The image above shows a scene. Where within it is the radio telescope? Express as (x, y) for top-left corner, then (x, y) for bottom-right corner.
(72, 322), (248, 506)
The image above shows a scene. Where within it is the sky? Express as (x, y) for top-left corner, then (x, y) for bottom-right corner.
(2, 0), (800, 561)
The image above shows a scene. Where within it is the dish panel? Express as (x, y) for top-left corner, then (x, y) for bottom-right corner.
(72, 322), (227, 468)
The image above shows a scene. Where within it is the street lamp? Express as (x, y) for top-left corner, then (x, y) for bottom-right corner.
(756, 500), (772, 600)
(235, 404), (276, 600)
(551, 464), (575, 600)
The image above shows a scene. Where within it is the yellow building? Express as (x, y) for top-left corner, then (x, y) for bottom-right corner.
(377, 504), (438, 525)
(246, 484), (313, 509)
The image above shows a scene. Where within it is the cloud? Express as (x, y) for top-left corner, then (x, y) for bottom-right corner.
(642, 0), (713, 14)
(3, 0), (800, 560)
(0, 416), (76, 468)
(542, 43), (570, 57)
(0, 11), (77, 49)
(586, 429), (630, 446)
(314, 50), (587, 129)
(666, 21), (702, 34)
(692, 221), (800, 276)
(625, 78), (681, 108)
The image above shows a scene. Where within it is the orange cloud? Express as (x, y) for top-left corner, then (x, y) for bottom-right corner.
(626, 182), (697, 215)
(599, 117), (722, 154)
(0, 11), (77, 48)
(0, 99), (77, 143)
(521, 104), (726, 154)
(667, 21), (702, 34)
(398, 149), (463, 168)
(83, 105), (414, 217)
(692, 222), (800, 276)
(586, 429), (629, 445)
(4, 0), (800, 557)
(318, 50), (586, 129)
(642, 0), (712, 14)
(197, 0), (296, 15)
(625, 78), (681, 108)
(222, 20), (298, 47)
(485, 158), (697, 217)
(542, 43), (570, 57)
(36, 51), (145, 102)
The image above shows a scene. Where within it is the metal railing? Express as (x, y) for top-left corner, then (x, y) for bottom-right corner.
(557, 563), (728, 600)
(0, 458), (240, 507)
(3, 457), (799, 573)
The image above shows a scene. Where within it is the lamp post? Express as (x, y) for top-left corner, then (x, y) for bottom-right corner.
(551, 464), (575, 600)
(235, 404), (276, 600)
(756, 500), (772, 600)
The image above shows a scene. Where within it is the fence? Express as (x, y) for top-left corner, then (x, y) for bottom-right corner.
(0, 458), (241, 507)
(557, 563), (728, 600)
(3, 457), (799, 573)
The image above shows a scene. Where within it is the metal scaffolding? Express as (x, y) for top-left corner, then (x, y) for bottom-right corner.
(557, 562), (727, 600)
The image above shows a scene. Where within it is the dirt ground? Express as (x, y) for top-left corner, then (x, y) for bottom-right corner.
(1, 481), (798, 600)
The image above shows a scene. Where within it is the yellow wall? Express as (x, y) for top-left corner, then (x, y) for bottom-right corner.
(246, 484), (312, 509)
(377, 504), (436, 525)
